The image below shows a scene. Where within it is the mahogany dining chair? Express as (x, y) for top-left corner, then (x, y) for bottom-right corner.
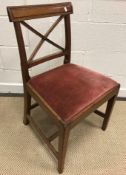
(7, 2), (120, 173)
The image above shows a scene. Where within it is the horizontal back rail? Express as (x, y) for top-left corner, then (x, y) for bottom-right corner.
(28, 51), (65, 68)
(7, 2), (73, 22)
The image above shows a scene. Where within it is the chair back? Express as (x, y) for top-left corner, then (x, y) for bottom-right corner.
(7, 2), (73, 84)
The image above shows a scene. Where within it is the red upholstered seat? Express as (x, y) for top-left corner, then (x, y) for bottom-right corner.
(28, 64), (118, 122)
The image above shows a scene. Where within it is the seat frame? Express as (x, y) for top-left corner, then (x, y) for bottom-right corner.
(7, 2), (120, 173)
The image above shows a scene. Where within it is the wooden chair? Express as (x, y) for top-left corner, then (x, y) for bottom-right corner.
(7, 2), (120, 173)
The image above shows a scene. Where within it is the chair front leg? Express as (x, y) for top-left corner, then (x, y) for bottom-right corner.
(58, 126), (70, 174)
(23, 90), (31, 125)
(102, 95), (117, 131)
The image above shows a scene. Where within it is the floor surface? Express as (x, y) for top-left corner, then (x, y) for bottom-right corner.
(0, 97), (126, 175)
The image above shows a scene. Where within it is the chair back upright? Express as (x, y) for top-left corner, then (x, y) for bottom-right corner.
(7, 2), (73, 85)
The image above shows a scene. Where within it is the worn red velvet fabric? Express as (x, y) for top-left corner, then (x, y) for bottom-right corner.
(28, 64), (118, 122)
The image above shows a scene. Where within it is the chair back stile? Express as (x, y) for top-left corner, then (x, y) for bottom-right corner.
(7, 2), (73, 85)
(64, 15), (71, 64)
(13, 22), (30, 85)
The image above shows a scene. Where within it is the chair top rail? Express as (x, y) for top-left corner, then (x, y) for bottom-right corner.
(7, 2), (73, 22)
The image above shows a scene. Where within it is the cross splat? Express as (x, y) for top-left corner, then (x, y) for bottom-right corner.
(21, 15), (65, 68)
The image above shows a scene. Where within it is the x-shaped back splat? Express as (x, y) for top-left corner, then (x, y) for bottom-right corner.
(21, 15), (67, 68)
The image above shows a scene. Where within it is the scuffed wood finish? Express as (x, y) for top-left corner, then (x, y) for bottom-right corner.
(7, 2), (120, 174)
(7, 2), (73, 22)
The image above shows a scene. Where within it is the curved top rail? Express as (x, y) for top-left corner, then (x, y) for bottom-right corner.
(7, 2), (73, 22)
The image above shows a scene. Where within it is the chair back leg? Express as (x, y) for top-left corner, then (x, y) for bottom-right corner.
(102, 95), (117, 131)
(23, 91), (31, 125)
